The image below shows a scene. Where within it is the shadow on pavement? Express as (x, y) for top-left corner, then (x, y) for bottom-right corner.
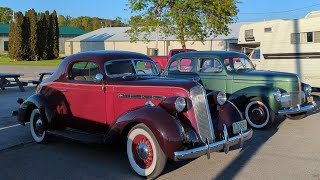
(212, 116), (285, 180)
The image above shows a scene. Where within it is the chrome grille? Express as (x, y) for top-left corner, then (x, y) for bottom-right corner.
(290, 91), (306, 107)
(281, 91), (306, 108)
(190, 85), (214, 143)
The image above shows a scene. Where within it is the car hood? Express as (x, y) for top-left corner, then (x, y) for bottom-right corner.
(109, 76), (199, 91)
(233, 70), (299, 82)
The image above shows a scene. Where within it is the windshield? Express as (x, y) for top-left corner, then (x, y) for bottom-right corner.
(105, 59), (159, 77)
(224, 57), (255, 72)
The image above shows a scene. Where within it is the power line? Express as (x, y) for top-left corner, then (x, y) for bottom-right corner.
(239, 2), (320, 15)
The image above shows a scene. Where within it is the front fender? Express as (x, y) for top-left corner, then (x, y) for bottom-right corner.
(108, 105), (185, 159)
(228, 86), (281, 112)
(18, 93), (55, 125)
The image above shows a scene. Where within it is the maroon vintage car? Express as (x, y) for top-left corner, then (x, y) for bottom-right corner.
(17, 51), (252, 178)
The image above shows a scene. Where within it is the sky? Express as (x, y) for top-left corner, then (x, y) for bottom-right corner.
(1, 0), (320, 23)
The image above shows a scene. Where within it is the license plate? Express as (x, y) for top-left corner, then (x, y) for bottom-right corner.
(232, 120), (247, 134)
(307, 96), (313, 103)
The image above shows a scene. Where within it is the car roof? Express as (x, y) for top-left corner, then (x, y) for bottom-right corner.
(172, 51), (245, 58)
(65, 50), (152, 63)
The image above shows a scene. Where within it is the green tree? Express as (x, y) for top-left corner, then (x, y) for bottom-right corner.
(43, 11), (53, 59)
(22, 13), (31, 60)
(126, 0), (238, 48)
(8, 20), (16, 59)
(51, 10), (59, 58)
(12, 12), (25, 60)
(58, 15), (66, 26)
(0, 7), (13, 24)
(26, 9), (39, 60)
(37, 12), (47, 60)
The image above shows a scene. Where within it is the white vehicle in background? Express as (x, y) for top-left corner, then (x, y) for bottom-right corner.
(238, 11), (320, 89)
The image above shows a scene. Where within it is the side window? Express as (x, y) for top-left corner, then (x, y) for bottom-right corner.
(168, 58), (197, 73)
(105, 60), (135, 76)
(200, 58), (222, 73)
(180, 59), (196, 72)
(70, 61), (100, 81)
(168, 59), (179, 71)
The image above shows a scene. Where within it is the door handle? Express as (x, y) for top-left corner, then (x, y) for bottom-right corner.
(60, 89), (68, 92)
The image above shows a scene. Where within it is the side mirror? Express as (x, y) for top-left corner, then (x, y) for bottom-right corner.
(95, 73), (103, 81)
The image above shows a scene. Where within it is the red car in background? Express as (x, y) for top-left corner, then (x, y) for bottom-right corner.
(150, 49), (196, 70)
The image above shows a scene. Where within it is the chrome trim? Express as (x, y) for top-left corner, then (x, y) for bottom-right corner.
(278, 101), (317, 115)
(190, 85), (215, 143)
(227, 100), (244, 120)
(222, 124), (230, 154)
(137, 143), (149, 161)
(174, 128), (253, 161)
(145, 101), (155, 106)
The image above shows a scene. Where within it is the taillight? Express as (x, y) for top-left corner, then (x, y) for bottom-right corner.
(299, 82), (302, 91)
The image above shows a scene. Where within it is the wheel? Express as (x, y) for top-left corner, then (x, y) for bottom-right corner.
(127, 123), (167, 178)
(245, 99), (275, 129)
(286, 112), (307, 120)
(30, 108), (48, 143)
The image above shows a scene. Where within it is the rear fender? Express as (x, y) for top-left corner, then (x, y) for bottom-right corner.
(228, 86), (281, 112)
(108, 105), (185, 159)
(18, 94), (55, 125)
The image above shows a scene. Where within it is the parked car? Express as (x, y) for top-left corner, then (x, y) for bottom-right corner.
(163, 51), (317, 129)
(16, 51), (252, 178)
(150, 49), (196, 70)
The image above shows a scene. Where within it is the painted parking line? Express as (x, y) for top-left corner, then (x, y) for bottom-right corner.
(0, 123), (29, 131)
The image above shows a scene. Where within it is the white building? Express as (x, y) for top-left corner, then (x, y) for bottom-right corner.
(238, 11), (320, 87)
(65, 23), (246, 56)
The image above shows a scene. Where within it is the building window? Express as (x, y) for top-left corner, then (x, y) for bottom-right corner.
(291, 33), (300, 44)
(147, 48), (159, 56)
(4, 41), (9, 51)
(300, 32), (313, 43)
(307, 32), (313, 42)
(314, 31), (320, 43)
(245, 29), (255, 41)
(264, 27), (272, 33)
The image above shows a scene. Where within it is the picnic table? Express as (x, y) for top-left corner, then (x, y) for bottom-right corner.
(31, 71), (54, 86)
(0, 73), (27, 92)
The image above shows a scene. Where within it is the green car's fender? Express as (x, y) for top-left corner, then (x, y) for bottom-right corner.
(228, 86), (281, 113)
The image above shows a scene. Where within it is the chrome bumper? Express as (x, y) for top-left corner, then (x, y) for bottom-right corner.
(174, 126), (253, 161)
(278, 101), (317, 115)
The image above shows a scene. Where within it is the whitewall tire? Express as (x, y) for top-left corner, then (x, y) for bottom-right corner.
(30, 108), (48, 143)
(245, 100), (274, 129)
(127, 124), (167, 178)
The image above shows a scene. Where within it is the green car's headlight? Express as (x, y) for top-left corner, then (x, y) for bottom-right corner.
(274, 89), (282, 102)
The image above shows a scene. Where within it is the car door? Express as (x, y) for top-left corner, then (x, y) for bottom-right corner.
(62, 61), (107, 130)
(198, 57), (227, 93)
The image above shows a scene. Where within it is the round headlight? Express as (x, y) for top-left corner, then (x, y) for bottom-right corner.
(304, 84), (312, 96)
(175, 97), (186, 112)
(217, 91), (227, 105)
(274, 89), (282, 102)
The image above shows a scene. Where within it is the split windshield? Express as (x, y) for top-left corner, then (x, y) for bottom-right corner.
(224, 57), (255, 72)
(105, 59), (159, 77)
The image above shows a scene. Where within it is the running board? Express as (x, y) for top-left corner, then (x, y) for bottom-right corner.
(48, 128), (106, 144)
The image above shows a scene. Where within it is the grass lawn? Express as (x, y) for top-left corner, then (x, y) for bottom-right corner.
(0, 55), (63, 66)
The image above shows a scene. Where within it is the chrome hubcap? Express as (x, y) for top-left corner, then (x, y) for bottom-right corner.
(35, 119), (43, 133)
(137, 143), (149, 160)
(252, 108), (264, 117)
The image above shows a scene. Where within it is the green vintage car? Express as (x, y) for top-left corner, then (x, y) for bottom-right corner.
(162, 51), (316, 129)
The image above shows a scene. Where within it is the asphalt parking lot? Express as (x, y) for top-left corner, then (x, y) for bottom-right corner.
(0, 66), (320, 180)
